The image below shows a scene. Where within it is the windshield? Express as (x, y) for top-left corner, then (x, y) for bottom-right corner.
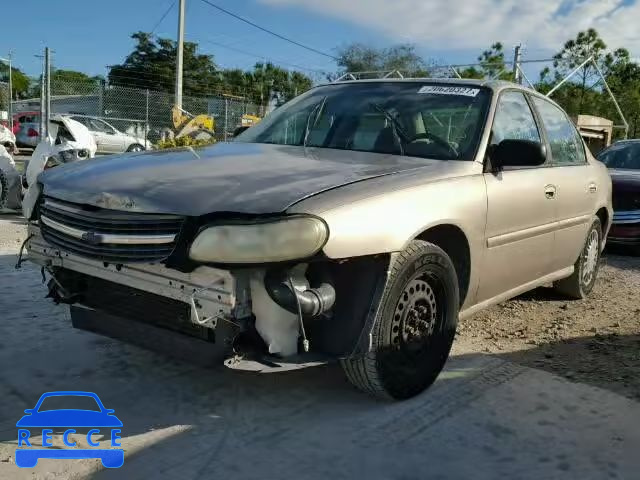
(235, 82), (491, 161)
(598, 142), (640, 169)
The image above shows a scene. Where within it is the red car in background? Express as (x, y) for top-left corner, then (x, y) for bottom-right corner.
(13, 111), (41, 148)
(597, 140), (640, 252)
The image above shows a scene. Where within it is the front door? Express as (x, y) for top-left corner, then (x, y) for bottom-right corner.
(478, 91), (556, 302)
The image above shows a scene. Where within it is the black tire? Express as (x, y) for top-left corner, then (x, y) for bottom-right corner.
(127, 143), (145, 152)
(553, 218), (602, 299)
(341, 240), (459, 400)
(0, 167), (8, 210)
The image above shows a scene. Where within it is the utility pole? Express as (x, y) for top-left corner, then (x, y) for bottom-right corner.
(44, 47), (51, 138)
(174, 0), (185, 111)
(38, 54), (45, 137)
(513, 44), (522, 85)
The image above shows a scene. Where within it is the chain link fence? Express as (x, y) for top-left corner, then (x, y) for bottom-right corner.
(11, 78), (260, 147)
(0, 82), (10, 128)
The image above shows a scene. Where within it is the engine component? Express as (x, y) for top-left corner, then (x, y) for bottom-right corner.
(264, 268), (336, 317)
(250, 270), (300, 357)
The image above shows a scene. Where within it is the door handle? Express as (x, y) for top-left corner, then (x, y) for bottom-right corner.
(588, 183), (598, 193)
(544, 185), (556, 199)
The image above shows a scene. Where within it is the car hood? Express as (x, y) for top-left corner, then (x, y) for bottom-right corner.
(39, 143), (447, 216)
(16, 410), (123, 428)
(610, 168), (640, 193)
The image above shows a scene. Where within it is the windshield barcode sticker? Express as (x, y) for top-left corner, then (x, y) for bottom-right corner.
(418, 86), (480, 97)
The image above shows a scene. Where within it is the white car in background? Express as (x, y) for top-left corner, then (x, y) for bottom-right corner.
(70, 116), (148, 154)
(25, 115), (97, 188)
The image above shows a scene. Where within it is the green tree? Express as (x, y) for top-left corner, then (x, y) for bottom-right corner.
(0, 64), (31, 99)
(50, 69), (102, 95)
(459, 43), (513, 81)
(334, 43), (429, 77)
(538, 29), (629, 115)
(244, 62), (313, 110)
(108, 32), (223, 95)
(601, 59), (640, 137)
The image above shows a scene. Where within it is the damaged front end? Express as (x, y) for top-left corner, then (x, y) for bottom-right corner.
(24, 197), (390, 371)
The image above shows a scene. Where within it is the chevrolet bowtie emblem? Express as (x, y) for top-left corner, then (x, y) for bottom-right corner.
(81, 232), (103, 245)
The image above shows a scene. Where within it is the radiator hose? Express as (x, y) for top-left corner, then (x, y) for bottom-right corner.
(264, 269), (335, 317)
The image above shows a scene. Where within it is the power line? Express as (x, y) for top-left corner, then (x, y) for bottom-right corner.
(151, 0), (177, 34)
(198, 0), (338, 61)
(194, 37), (327, 73)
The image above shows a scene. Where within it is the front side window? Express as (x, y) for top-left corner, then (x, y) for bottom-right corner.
(236, 82), (492, 161)
(532, 97), (586, 165)
(491, 91), (541, 146)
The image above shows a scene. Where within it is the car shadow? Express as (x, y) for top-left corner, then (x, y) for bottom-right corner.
(496, 333), (640, 401)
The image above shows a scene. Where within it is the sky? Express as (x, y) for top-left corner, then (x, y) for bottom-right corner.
(2, 0), (639, 80)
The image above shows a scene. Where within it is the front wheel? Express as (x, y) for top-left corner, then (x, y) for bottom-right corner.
(0, 168), (7, 209)
(127, 143), (145, 152)
(341, 240), (459, 400)
(553, 218), (602, 299)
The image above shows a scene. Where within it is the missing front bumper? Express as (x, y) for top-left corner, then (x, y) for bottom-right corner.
(26, 225), (246, 330)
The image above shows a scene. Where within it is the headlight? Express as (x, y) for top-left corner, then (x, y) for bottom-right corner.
(189, 216), (328, 263)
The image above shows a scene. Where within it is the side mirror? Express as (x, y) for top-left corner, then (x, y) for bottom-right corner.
(24, 409), (34, 414)
(491, 139), (546, 170)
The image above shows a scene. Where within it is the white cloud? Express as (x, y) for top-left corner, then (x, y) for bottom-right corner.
(259, 0), (640, 56)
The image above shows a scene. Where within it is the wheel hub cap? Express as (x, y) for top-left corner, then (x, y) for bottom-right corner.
(582, 229), (599, 285)
(392, 277), (437, 349)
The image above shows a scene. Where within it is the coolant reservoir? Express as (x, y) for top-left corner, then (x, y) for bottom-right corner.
(250, 271), (301, 357)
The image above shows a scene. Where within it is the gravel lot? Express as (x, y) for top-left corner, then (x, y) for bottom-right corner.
(1, 213), (639, 479)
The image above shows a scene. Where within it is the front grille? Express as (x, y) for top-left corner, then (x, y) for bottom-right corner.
(39, 196), (184, 263)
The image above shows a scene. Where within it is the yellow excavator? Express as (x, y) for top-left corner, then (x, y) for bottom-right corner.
(171, 106), (216, 142)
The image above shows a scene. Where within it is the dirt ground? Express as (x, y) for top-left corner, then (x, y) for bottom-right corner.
(453, 252), (640, 400)
(2, 212), (639, 401)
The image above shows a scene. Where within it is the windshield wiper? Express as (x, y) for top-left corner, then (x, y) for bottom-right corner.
(369, 102), (409, 155)
(303, 97), (327, 147)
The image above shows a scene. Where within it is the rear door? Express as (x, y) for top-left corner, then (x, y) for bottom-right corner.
(478, 90), (557, 302)
(530, 96), (596, 271)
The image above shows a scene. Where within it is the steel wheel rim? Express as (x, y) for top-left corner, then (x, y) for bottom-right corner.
(391, 275), (438, 353)
(582, 229), (599, 285)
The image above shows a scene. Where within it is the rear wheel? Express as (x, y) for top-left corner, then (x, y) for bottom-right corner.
(341, 240), (459, 400)
(554, 218), (602, 299)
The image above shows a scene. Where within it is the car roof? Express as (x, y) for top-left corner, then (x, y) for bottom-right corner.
(317, 77), (535, 94)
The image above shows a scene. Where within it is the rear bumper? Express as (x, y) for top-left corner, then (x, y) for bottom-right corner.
(608, 210), (640, 245)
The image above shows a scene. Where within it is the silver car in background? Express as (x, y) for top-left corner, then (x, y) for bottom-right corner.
(69, 116), (148, 154)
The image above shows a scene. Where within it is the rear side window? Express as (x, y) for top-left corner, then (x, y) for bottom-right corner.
(491, 91), (541, 146)
(532, 97), (586, 165)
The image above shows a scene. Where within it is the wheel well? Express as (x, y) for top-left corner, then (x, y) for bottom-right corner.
(596, 207), (609, 231)
(416, 225), (471, 306)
